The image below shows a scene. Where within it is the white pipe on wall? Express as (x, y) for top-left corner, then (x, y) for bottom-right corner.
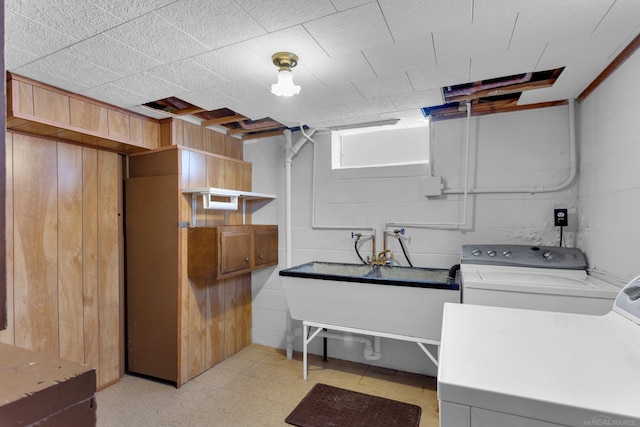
(386, 100), (473, 230)
(284, 128), (317, 359)
(442, 99), (577, 195)
(388, 100), (577, 231)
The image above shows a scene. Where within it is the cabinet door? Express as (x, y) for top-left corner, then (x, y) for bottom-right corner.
(219, 227), (252, 275)
(254, 225), (278, 267)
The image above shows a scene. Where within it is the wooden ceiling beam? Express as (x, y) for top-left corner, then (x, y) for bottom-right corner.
(241, 130), (285, 140)
(430, 100), (568, 121)
(445, 79), (557, 103)
(227, 124), (285, 135)
(172, 107), (206, 116)
(200, 114), (247, 127)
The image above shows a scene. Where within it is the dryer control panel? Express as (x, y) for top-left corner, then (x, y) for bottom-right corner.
(461, 244), (588, 270)
(614, 275), (640, 325)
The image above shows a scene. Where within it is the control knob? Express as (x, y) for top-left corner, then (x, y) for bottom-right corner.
(542, 251), (554, 260)
(502, 251), (512, 258)
(472, 249), (481, 256)
(487, 250), (496, 257)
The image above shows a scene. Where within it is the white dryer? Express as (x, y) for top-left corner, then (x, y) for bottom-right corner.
(460, 244), (620, 314)
(438, 275), (640, 427)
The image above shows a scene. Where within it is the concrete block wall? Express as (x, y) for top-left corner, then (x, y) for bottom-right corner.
(577, 48), (640, 284)
(246, 104), (577, 375)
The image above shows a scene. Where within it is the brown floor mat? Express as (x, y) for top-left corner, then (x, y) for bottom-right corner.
(285, 383), (422, 427)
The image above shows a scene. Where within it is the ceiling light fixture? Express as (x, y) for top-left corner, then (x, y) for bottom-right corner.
(271, 52), (301, 97)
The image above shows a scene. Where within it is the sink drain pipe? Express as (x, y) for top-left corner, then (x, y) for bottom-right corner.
(317, 331), (382, 361)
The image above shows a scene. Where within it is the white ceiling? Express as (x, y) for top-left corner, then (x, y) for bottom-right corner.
(6, 0), (640, 130)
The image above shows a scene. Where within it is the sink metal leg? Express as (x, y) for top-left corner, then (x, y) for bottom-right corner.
(302, 323), (325, 380)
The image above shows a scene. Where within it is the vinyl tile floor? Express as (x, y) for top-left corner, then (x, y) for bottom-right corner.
(96, 344), (440, 427)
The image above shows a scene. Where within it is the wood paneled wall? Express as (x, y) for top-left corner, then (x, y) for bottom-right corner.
(179, 149), (251, 383)
(160, 119), (244, 160)
(1, 8), (6, 331)
(0, 131), (121, 389)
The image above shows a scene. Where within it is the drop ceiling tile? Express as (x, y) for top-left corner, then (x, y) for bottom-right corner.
(330, 0), (374, 11)
(240, 25), (330, 67)
(594, 0), (640, 33)
(299, 104), (358, 126)
(380, 108), (426, 123)
(155, 0), (267, 50)
(235, 0), (336, 32)
(302, 53), (376, 86)
(518, 63), (603, 105)
(347, 97), (397, 116)
(8, 0), (123, 40)
(432, 18), (515, 65)
(4, 45), (39, 70)
(391, 88), (443, 110)
(192, 46), (270, 81)
(268, 110), (306, 127)
(472, 0), (522, 22)
(5, 10), (75, 57)
(297, 83), (365, 109)
(379, 0), (472, 41)
(303, 3), (393, 57)
(353, 73), (413, 99)
(408, 59), (471, 91)
(81, 83), (151, 109)
(105, 12), (209, 64)
(308, 114), (386, 129)
(90, 0), (177, 21)
(536, 28), (637, 71)
(470, 44), (546, 81)
(112, 72), (190, 101)
(15, 50), (122, 88)
(509, 0), (616, 50)
(180, 87), (240, 112)
(11, 64), (90, 93)
(149, 60), (228, 92)
(363, 36), (436, 76)
(212, 78), (271, 104)
(67, 34), (163, 76)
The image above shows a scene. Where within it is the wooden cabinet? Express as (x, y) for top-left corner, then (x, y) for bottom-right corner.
(220, 227), (253, 275)
(254, 225), (279, 267)
(126, 146), (274, 387)
(188, 225), (278, 280)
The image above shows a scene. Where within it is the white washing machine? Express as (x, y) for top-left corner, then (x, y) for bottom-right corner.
(460, 244), (620, 314)
(438, 275), (640, 427)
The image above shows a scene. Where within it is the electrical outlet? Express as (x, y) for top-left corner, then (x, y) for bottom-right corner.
(554, 208), (568, 227)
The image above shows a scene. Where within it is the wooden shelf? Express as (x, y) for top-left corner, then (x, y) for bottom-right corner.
(182, 187), (276, 225)
(182, 187), (277, 201)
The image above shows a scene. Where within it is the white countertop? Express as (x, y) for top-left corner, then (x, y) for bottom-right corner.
(438, 303), (640, 426)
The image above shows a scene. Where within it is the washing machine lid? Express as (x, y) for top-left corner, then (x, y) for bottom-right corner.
(438, 303), (640, 425)
(462, 267), (621, 298)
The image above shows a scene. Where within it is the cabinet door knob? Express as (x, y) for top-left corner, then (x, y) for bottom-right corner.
(259, 255), (264, 260)
(245, 257), (250, 263)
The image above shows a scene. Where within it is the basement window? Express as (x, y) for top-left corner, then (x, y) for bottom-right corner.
(331, 122), (429, 171)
